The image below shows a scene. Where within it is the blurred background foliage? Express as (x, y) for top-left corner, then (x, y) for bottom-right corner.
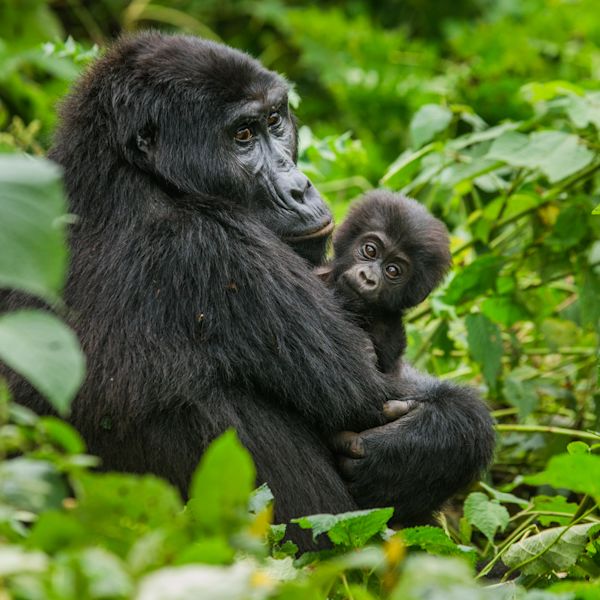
(1, 0), (600, 597)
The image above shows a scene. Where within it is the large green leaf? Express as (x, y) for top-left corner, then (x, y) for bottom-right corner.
(503, 523), (599, 576)
(0, 155), (69, 303)
(466, 314), (503, 393)
(525, 454), (600, 502)
(188, 430), (256, 535)
(293, 507), (393, 547)
(487, 130), (594, 183)
(0, 309), (85, 415)
(463, 492), (509, 543)
(410, 104), (453, 149)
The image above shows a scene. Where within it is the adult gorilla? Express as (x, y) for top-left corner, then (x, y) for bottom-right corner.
(1, 33), (494, 531)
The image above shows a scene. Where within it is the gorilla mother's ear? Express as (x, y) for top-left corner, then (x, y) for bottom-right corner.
(134, 123), (157, 159)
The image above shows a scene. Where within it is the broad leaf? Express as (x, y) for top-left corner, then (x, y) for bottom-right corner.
(188, 430), (256, 535)
(487, 130), (594, 183)
(410, 104), (452, 148)
(525, 454), (600, 502)
(463, 492), (509, 543)
(466, 314), (503, 393)
(293, 507), (393, 547)
(0, 309), (85, 415)
(0, 155), (69, 302)
(503, 523), (598, 575)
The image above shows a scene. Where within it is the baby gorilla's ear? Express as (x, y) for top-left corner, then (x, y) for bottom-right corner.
(314, 264), (334, 283)
(402, 249), (452, 308)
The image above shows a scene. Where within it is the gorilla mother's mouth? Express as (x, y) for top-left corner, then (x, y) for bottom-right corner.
(283, 220), (334, 242)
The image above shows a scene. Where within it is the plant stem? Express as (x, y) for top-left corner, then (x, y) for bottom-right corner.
(496, 424), (600, 441)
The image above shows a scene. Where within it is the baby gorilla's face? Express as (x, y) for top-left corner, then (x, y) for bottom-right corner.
(337, 231), (411, 314)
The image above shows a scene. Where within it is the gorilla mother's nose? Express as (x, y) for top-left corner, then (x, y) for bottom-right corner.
(286, 170), (311, 205)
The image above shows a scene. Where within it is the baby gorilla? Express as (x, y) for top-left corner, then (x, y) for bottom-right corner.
(319, 191), (451, 374)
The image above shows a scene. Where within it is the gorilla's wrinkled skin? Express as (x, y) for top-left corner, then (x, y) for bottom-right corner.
(0, 33), (495, 545)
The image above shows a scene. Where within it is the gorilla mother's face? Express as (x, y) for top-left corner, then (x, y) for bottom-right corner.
(118, 35), (332, 263)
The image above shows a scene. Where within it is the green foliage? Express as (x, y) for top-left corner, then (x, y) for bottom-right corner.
(1, 1), (600, 597)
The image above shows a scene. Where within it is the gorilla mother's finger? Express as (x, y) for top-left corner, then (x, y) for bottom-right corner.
(383, 399), (418, 421)
(331, 431), (365, 458)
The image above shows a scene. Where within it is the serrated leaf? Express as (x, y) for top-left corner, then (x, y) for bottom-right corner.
(189, 430), (255, 535)
(293, 508), (393, 547)
(503, 523), (598, 575)
(402, 526), (475, 562)
(0, 155), (69, 303)
(463, 492), (509, 543)
(410, 104), (453, 148)
(0, 309), (85, 415)
(466, 314), (503, 392)
(525, 454), (600, 502)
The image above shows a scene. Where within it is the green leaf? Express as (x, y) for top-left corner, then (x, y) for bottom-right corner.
(410, 104), (453, 148)
(503, 523), (598, 576)
(76, 547), (134, 599)
(593, 203), (600, 215)
(175, 537), (235, 566)
(487, 130), (594, 183)
(380, 143), (438, 188)
(293, 507), (393, 547)
(466, 314), (503, 392)
(545, 204), (589, 251)
(0, 309), (85, 416)
(444, 256), (503, 305)
(74, 472), (183, 557)
(503, 371), (539, 420)
(390, 555), (484, 600)
(463, 492), (509, 543)
(481, 296), (529, 328)
(249, 482), (274, 514)
(0, 458), (68, 514)
(39, 416), (86, 453)
(0, 546), (48, 576)
(0, 155), (69, 302)
(532, 496), (577, 527)
(188, 430), (256, 535)
(525, 454), (600, 502)
(402, 526), (476, 562)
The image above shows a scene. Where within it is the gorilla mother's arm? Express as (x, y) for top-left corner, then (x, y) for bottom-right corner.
(149, 209), (391, 435)
(333, 363), (496, 525)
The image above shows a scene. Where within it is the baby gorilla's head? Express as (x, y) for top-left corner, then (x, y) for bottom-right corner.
(330, 191), (451, 315)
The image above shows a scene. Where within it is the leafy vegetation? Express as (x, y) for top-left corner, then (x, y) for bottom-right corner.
(1, 0), (599, 598)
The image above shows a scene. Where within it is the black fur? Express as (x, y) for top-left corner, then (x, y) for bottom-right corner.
(321, 191), (451, 373)
(0, 32), (495, 541)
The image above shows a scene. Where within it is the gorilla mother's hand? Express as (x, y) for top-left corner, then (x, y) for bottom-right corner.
(331, 369), (496, 526)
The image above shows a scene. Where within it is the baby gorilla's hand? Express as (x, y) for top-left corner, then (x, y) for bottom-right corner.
(331, 399), (419, 476)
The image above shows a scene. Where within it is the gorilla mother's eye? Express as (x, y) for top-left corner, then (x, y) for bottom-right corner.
(234, 126), (253, 142)
(362, 242), (378, 259)
(267, 111), (282, 127)
(385, 264), (402, 279)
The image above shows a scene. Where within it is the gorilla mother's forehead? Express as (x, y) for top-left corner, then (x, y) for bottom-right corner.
(114, 32), (288, 104)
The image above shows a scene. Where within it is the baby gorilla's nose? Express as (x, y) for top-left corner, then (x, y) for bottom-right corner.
(357, 266), (378, 288)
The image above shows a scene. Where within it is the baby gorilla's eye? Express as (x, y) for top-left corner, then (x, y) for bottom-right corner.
(267, 111), (281, 127)
(385, 264), (402, 279)
(234, 126), (253, 142)
(362, 242), (378, 259)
